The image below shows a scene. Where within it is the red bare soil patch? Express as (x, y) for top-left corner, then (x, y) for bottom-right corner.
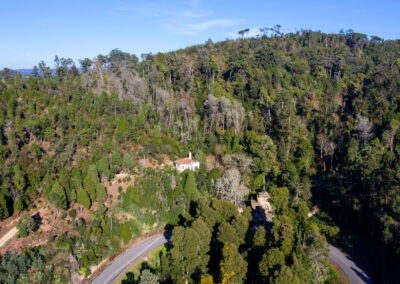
(105, 172), (136, 206)
(0, 203), (75, 255)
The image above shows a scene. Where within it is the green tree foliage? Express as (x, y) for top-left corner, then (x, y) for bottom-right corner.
(116, 115), (127, 143)
(217, 222), (241, 247)
(83, 176), (96, 202)
(16, 213), (37, 238)
(139, 269), (159, 284)
(123, 153), (134, 171)
(259, 248), (285, 278)
(0, 194), (9, 219)
(184, 171), (197, 199)
(77, 188), (91, 209)
(136, 109), (146, 129)
(220, 242), (247, 283)
(87, 164), (99, 184)
(13, 197), (24, 212)
(2, 29), (400, 282)
(270, 187), (290, 212)
(169, 226), (207, 283)
(118, 223), (131, 245)
(12, 165), (25, 193)
(48, 181), (67, 210)
(111, 152), (122, 175)
(96, 183), (107, 203)
(96, 157), (110, 180)
(0, 249), (53, 283)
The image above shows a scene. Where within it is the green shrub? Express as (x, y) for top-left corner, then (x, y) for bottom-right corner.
(69, 209), (77, 219)
(16, 212), (37, 238)
(118, 223), (132, 245)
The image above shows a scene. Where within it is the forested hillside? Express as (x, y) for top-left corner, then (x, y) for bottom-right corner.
(0, 29), (400, 282)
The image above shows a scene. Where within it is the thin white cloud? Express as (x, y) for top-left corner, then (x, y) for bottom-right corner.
(112, 1), (243, 36)
(188, 19), (239, 32)
(176, 11), (212, 19)
(166, 19), (240, 35)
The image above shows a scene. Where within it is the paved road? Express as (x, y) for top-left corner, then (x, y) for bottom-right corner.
(91, 234), (169, 284)
(91, 232), (373, 284)
(329, 245), (373, 284)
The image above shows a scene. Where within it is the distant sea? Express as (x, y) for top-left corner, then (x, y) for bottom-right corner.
(15, 69), (34, 76)
(13, 69), (77, 76)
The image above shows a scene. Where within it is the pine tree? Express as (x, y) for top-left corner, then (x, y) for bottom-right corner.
(96, 183), (107, 203)
(118, 223), (131, 245)
(96, 157), (110, 180)
(70, 168), (82, 189)
(111, 152), (122, 174)
(139, 269), (159, 284)
(48, 181), (67, 209)
(191, 219), (212, 272)
(116, 115), (127, 143)
(16, 212), (37, 238)
(170, 226), (203, 283)
(253, 226), (266, 247)
(77, 188), (91, 209)
(123, 153), (134, 171)
(136, 108), (146, 129)
(200, 274), (214, 284)
(83, 176), (96, 202)
(259, 247), (285, 278)
(13, 197), (24, 212)
(87, 164), (99, 184)
(220, 242), (247, 283)
(184, 171), (197, 199)
(70, 188), (77, 203)
(12, 165), (25, 192)
(0, 194), (9, 219)
(217, 222), (241, 247)
(59, 168), (71, 203)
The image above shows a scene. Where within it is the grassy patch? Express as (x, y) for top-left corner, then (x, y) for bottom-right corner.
(115, 246), (165, 283)
(327, 260), (350, 284)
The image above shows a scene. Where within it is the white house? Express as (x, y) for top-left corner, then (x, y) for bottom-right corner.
(174, 152), (200, 172)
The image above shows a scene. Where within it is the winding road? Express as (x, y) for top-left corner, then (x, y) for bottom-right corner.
(92, 234), (373, 284)
(329, 245), (374, 284)
(91, 234), (169, 284)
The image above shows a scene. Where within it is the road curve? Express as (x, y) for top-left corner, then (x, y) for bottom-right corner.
(91, 234), (373, 284)
(329, 245), (373, 284)
(91, 234), (168, 284)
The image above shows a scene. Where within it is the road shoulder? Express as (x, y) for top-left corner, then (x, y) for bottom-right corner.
(86, 228), (165, 283)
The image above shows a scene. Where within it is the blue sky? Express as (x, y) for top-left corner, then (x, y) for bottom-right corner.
(1, 0), (400, 69)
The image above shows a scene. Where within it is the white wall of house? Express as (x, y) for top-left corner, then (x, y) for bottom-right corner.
(175, 161), (200, 172)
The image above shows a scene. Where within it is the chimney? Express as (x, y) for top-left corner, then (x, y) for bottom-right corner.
(189, 151), (192, 160)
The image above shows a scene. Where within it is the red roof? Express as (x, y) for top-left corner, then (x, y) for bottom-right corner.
(175, 158), (195, 165)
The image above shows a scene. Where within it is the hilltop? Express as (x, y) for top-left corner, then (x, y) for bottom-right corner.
(0, 30), (400, 282)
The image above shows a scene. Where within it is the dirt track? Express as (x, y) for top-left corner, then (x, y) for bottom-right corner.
(0, 227), (18, 248)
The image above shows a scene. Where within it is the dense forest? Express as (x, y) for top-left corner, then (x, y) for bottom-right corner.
(0, 28), (400, 283)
